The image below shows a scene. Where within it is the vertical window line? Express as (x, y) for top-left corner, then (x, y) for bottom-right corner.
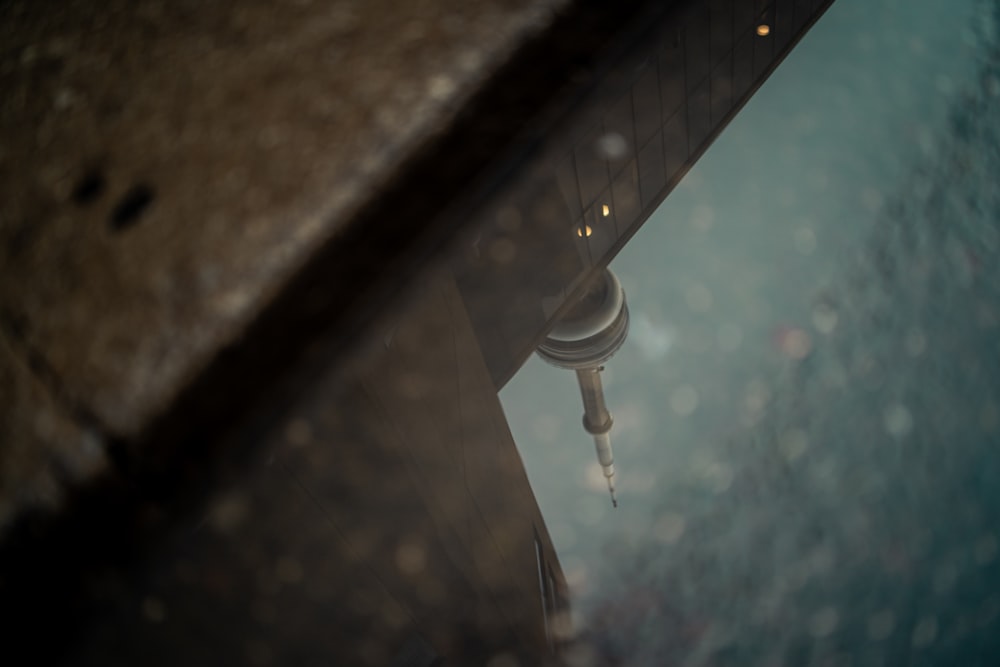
(730, 0), (736, 104)
(768, 4), (776, 61)
(752, 9), (760, 80)
(570, 153), (595, 268)
(570, 148), (585, 229)
(533, 530), (553, 650)
(547, 564), (560, 652)
(680, 25), (691, 160)
(547, 564), (559, 614)
(652, 53), (667, 199)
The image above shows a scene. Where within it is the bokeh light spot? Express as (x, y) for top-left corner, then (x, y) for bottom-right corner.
(808, 607), (839, 638)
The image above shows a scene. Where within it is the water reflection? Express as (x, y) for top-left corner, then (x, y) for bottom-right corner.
(4, 0), (998, 664)
(503, 0), (999, 663)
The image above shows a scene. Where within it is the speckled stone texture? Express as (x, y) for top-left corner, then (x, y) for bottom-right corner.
(0, 0), (564, 436)
(0, 0), (565, 525)
(0, 330), (107, 533)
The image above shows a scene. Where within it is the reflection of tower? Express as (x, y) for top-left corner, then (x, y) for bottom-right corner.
(537, 268), (629, 507)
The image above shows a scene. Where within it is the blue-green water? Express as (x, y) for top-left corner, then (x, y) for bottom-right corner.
(502, 0), (1000, 664)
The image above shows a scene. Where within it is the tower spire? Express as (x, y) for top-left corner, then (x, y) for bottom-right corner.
(537, 269), (629, 508)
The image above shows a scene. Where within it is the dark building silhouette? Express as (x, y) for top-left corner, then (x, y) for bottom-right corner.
(0, 0), (835, 664)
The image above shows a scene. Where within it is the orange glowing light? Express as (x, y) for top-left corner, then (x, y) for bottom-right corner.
(602, 204), (611, 217)
(577, 225), (593, 237)
(756, 24), (770, 36)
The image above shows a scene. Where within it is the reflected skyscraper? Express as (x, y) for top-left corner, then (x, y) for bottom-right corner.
(0, 0), (838, 662)
(537, 268), (629, 507)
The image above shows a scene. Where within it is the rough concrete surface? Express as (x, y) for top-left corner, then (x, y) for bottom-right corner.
(0, 329), (106, 533)
(0, 0), (567, 527)
(0, 0), (565, 439)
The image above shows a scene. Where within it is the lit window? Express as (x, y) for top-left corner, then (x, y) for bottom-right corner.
(602, 204), (611, 217)
(756, 24), (770, 36)
(577, 224), (593, 237)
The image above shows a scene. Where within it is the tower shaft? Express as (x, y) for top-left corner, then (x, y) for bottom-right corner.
(575, 368), (616, 507)
(537, 268), (628, 509)
(575, 368), (611, 432)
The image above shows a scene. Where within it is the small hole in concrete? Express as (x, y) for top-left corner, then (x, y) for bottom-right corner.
(110, 184), (155, 232)
(72, 170), (106, 205)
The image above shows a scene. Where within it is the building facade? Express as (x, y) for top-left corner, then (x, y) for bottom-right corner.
(0, 1), (836, 665)
(455, 0), (836, 390)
